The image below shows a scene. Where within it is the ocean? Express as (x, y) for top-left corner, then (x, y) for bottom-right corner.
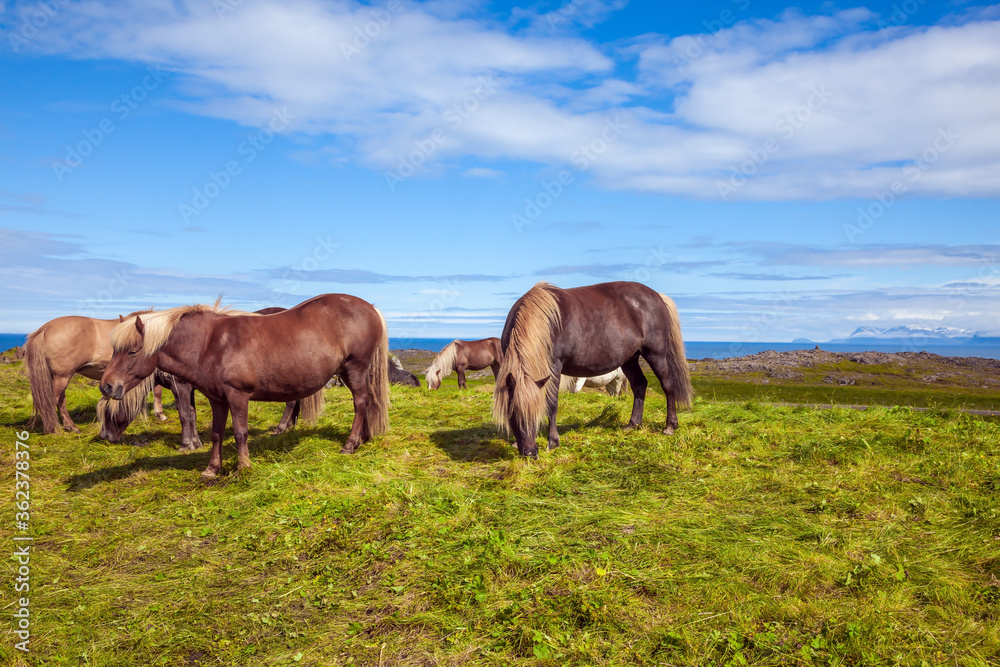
(5, 333), (999, 360)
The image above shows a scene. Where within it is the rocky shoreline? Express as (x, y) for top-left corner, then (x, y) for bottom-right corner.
(689, 347), (1000, 390)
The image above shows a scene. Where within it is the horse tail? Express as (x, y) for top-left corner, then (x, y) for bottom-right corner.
(96, 373), (157, 441)
(492, 282), (562, 435)
(366, 308), (390, 437)
(658, 294), (693, 408)
(299, 389), (325, 426)
(23, 329), (58, 433)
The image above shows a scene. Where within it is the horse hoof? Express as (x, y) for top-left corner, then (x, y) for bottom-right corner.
(156, 415), (168, 422)
(623, 423), (639, 432)
(201, 468), (219, 480)
(663, 426), (676, 436)
(340, 445), (356, 454)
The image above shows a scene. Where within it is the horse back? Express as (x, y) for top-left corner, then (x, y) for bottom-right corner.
(195, 294), (382, 398)
(553, 282), (668, 376)
(28, 315), (119, 377)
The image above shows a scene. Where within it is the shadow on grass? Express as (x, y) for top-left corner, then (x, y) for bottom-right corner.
(429, 425), (515, 462)
(65, 424), (352, 491)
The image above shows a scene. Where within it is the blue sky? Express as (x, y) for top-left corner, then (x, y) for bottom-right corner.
(1, 0), (998, 341)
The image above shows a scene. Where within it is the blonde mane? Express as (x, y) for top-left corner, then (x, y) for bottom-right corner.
(425, 341), (460, 380)
(96, 372), (157, 431)
(492, 282), (562, 435)
(110, 299), (247, 354)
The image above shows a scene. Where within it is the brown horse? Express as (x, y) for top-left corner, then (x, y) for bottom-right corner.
(100, 294), (389, 477)
(425, 338), (503, 389)
(98, 307), (325, 449)
(24, 313), (161, 434)
(492, 281), (692, 457)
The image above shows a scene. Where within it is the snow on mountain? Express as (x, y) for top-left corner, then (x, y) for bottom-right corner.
(843, 325), (975, 340)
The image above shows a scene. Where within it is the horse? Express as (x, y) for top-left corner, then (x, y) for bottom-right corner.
(492, 281), (693, 457)
(389, 355), (420, 387)
(559, 367), (628, 396)
(23, 312), (163, 434)
(97, 307), (325, 449)
(100, 294), (389, 478)
(425, 338), (503, 389)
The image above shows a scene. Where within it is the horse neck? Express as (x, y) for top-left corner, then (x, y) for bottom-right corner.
(153, 313), (212, 382)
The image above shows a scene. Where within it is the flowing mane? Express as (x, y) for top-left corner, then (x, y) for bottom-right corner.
(97, 372), (157, 433)
(110, 299), (245, 354)
(426, 340), (460, 379)
(492, 282), (562, 436)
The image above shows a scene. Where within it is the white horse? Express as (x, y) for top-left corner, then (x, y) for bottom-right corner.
(559, 367), (628, 396)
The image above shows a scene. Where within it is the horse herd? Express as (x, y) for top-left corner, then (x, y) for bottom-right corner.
(23, 280), (692, 476)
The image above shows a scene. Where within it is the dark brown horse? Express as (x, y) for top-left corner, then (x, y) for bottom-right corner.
(492, 281), (692, 457)
(389, 355), (420, 387)
(98, 307), (325, 449)
(100, 294), (389, 477)
(425, 338), (503, 389)
(24, 313), (162, 434)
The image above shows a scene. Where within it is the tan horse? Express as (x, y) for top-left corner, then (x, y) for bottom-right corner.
(425, 338), (503, 389)
(24, 313), (158, 434)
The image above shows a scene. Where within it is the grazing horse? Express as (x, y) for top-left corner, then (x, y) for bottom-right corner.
(100, 294), (389, 478)
(559, 367), (628, 396)
(492, 281), (692, 457)
(24, 313), (159, 434)
(425, 338), (503, 389)
(98, 307), (325, 449)
(389, 355), (420, 387)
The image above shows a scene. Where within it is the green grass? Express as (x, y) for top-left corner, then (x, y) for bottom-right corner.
(2, 363), (999, 666)
(692, 377), (1000, 411)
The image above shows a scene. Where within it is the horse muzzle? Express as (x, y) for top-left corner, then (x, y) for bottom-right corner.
(100, 383), (124, 400)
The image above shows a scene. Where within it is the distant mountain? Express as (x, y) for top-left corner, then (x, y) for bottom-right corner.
(827, 326), (1000, 347)
(841, 325), (974, 340)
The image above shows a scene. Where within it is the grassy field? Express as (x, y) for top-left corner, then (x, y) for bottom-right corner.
(2, 360), (999, 666)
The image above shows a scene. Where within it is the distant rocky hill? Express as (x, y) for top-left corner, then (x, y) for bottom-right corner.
(829, 326), (999, 347)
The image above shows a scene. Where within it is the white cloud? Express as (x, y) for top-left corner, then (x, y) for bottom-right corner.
(463, 166), (504, 178)
(7, 1), (1000, 199)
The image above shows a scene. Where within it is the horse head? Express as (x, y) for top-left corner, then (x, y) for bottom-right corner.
(498, 372), (549, 458)
(101, 315), (159, 401)
(426, 366), (442, 390)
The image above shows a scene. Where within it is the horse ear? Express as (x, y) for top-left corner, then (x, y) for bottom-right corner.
(119, 315), (125, 323)
(134, 315), (145, 336)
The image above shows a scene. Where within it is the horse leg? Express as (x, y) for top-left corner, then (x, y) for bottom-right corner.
(153, 385), (168, 421)
(339, 361), (371, 454)
(456, 365), (467, 389)
(643, 353), (680, 435)
(172, 381), (201, 452)
(53, 374), (79, 433)
(229, 396), (252, 471)
(545, 371), (561, 451)
(203, 399), (229, 479)
(620, 355), (648, 431)
(272, 402), (297, 434)
(490, 361), (500, 379)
